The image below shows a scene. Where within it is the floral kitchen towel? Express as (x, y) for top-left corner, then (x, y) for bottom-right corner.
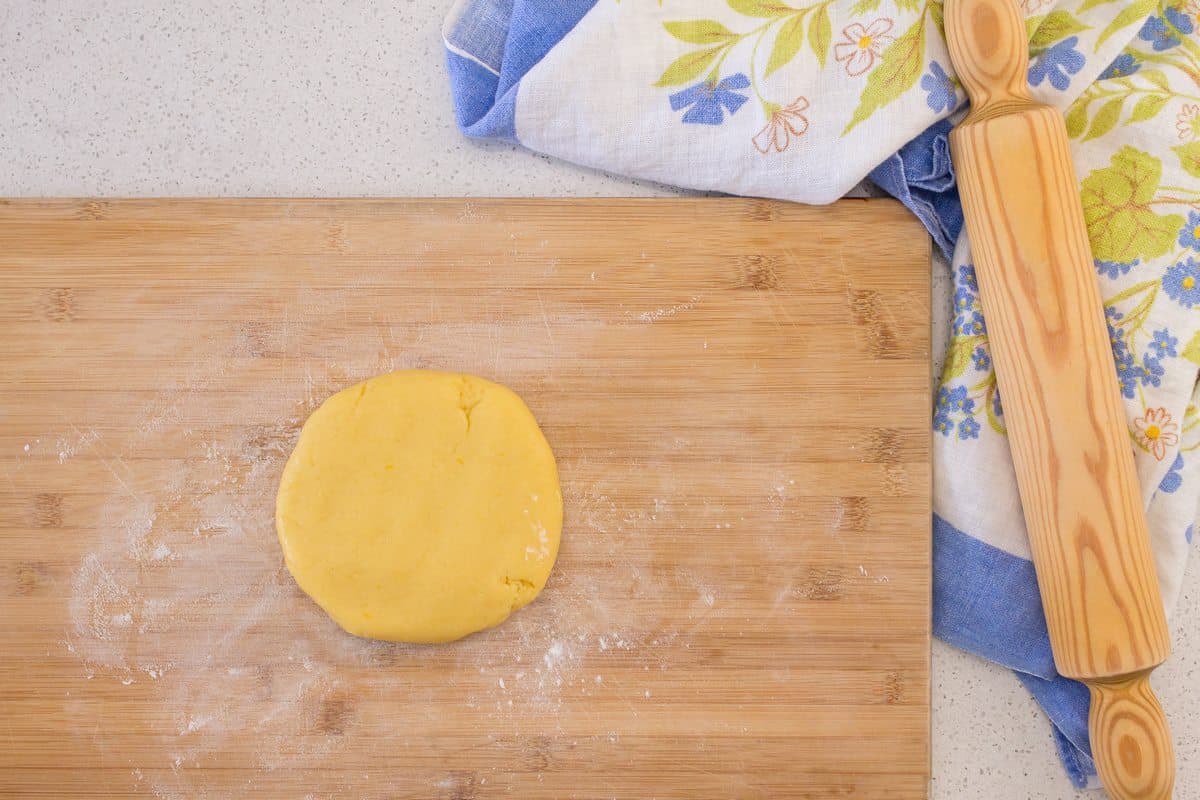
(444, 0), (1200, 788)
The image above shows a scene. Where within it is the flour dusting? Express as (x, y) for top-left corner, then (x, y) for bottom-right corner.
(58, 287), (692, 798)
(56, 428), (99, 463)
(634, 295), (701, 323)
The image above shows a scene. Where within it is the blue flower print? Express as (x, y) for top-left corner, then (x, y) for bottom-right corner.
(669, 74), (750, 125)
(991, 388), (1003, 420)
(1028, 36), (1085, 91)
(1187, 524), (1194, 544)
(1138, 16), (1177, 52)
(1115, 359), (1139, 398)
(1150, 329), (1179, 358)
(958, 264), (978, 292)
(951, 270), (984, 335)
(1106, 316), (1124, 347)
(1159, 454), (1184, 494)
(935, 387), (949, 410)
(971, 345), (990, 371)
(1140, 355), (1164, 388)
(1166, 7), (1195, 34)
(934, 411), (954, 435)
(939, 261), (993, 442)
(1164, 258), (1200, 308)
(951, 386), (974, 414)
(936, 385), (974, 413)
(1099, 53), (1141, 80)
(921, 62), (957, 113)
(1108, 335), (1127, 368)
(1095, 258), (1138, 278)
(1180, 212), (1200, 252)
(1138, 8), (1193, 51)
(1108, 318), (1138, 398)
(938, 385), (966, 413)
(934, 385), (981, 440)
(963, 311), (986, 336)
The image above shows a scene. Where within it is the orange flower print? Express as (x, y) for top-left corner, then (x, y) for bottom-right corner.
(835, 18), (894, 76)
(1177, 103), (1200, 141)
(1187, 0), (1200, 22)
(1021, 0), (1052, 11)
(753, 97), (810, 154)
(1134, 407), (1179, 461)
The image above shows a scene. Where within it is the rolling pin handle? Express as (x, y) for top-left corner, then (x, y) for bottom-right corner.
(1087, 672), (1175, 800)
(944, 0), (1032, 109)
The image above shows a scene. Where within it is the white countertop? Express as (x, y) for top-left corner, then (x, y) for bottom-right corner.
(3, 2), (1197, 798)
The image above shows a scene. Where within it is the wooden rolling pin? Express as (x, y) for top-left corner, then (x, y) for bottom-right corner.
(943, 1), (1175, 797)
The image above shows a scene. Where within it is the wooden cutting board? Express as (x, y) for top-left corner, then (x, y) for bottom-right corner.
(0, 198), (931, 799)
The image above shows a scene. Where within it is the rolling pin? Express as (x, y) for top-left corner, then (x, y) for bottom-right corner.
(943, 0), (1175, 797)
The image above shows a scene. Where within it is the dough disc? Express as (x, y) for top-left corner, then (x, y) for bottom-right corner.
(275, 370), (562, 643)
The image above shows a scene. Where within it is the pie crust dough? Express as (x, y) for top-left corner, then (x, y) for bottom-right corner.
(276, 370), (562, 643)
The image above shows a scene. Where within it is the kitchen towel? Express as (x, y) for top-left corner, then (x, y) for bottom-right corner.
(444, 0), (1200, 788)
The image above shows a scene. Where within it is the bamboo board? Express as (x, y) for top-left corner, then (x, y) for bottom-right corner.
(0, 198), (931, 799)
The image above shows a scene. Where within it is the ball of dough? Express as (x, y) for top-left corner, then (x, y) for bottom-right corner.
(275, 370), (562, 643)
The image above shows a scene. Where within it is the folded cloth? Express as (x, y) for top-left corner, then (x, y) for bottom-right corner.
(867, 117), (962, 262)
(444, 0), (1200, 788)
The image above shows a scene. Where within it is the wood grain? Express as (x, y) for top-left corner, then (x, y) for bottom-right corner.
(0, 198), (931, 799)
(946, 1), (1174, 797)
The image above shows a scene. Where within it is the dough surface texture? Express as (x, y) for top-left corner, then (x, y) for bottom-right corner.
(276, 370), (562, 643)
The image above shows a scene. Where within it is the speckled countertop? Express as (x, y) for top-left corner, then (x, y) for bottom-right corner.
(2, 2), (1197, 798)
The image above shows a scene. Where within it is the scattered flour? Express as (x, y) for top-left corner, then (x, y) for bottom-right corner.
(634, 295), (701, 323)
(524, 523), (552, 561)
(42, 264), (907, 796)
(58, 290), (692, 798)
(56, 427), (99, 464)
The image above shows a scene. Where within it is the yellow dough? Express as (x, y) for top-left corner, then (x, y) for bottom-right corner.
(275, 370), (562, 643)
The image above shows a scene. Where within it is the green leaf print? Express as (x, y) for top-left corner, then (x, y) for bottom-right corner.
(985, 381), (1006, 436)
(1128, 93), (1169, 123)
(1068, 66), (1183, 141)
(1097, 0), (1157, 48)
(766, 14), (807, 77)
(727, 0), (794, 17)
(1080, 146), (1186, 263)
(843, 13), (927, 134)
(1029, 11), (1089, 50)
(1084, 97), (1124, 141)
(653, 0), (854, 98)
(928, 1), (943, 30)
(808, 3), (832, 68)
(1107, 279), (1159, 331)
(654, 46), (725, 86)
(664, 20), (738, 44)
(1079, 0), (1119, 12)
(1175, 142), (1200, 179)
(943, 336), (983, 380)
(1025, 14), (1046, 41)
(1182, 331), (1200, 366)
(850, 0), (881, 13)
(1065, 99), (1089, 138)
(1143, 70), (1169, 92)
